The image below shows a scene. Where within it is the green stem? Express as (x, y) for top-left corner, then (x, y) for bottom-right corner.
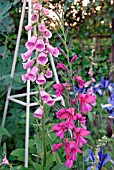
(41, 113), (46, 170)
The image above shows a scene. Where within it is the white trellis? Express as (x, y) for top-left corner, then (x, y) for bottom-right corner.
(0, 0), (65, 168)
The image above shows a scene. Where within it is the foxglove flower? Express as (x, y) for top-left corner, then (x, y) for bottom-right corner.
(25, 24), (33, 31)
(25, 36), (37, 51)
(0, 156), (9, 166)
(27, 66), (38, 82)
(38, 23), (46, 32)
(33, 2), (42, 11)
(88, 68), (93, 76)
(31, 13), (39, 22)
(42, 29), (52, 38)
(40, 90), (50, 102)
(33, 107), (44, 119)
(23, 59), (34, 69)
(35, 39), (45, 51)
(42, 7), (50, 16)
(37, 52), (48, 66)
(36, 74), (46, 84)
(21, 50), (33, 62)
(46, 97), (55, 106)
(22, 73), (29, 83)
(45, 69), (52, 78)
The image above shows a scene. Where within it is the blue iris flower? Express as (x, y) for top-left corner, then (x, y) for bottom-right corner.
(101, 92), (114, 117)
(74, 86), (86, 96)
(87, 146), (111, 170)
(93, 83), (103, 96)
(100, 77), (111, 90)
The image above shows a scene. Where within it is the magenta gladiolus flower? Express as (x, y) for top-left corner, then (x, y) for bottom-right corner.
(33, 2), (42, 11)
(42, 29), (52, 38)
(42, 7), (50, 16)
(35, 39), (45, 51)
(45, 69), (52, 78)
(0, 156), (9, 166)
(38, 23), (46, 32)
(75, 113), (86, 125)
(21, 50), (33, 62)
(78, 93), (96, 114)
(25, 36), (37, 51)
(33, 107), (44, 119)
(27, 66), (38, 82)
(53, 122), (67, 139)
(53, 84), (65, 97)
(40, 90), (50, 102)
(37, 52), (48, 66)
(70, 98), (77, 104)
(22, 73), (29, 83)
(25, 24), (33, 31)
(56, 62), (67, 71)
(71, 54), (78, 63)
(74, 76), (84, 89)
(36, 74), (46, 84)
(46, 97), (55, 106)
(74, 128), (90, 147)
(31, 13), (39, 22)
(64, 139), (82, 168)
(52, 143), (63, 154)
(23, 59), (34, 69)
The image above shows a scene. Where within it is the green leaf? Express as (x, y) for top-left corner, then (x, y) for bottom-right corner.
(33, 163), (42, 170)
(10, 148), (25, 162)
(88, 112), (93, 122)
(52, 163), (69, 170)
(34, 134), (42, 157)
(0, 127), (11, 137)
(44, 81), (54, 90)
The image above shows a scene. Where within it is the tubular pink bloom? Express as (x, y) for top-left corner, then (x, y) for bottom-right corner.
(36, 74), (46, 84)
(33, 2), (42, 11)
(46, 97), (55, 106)
(23, 59), (34, 69)
(42, 7), (50, 16)
(27, 66), (38, 82)
(53, 122), (67, 140)
(42, 29), (52, 38)
(84, 80), (91, 87)
(25, 24), (33, 31)
(35, 39), (45, 51)
(56, 62), (67, 71)
(22, 73), (29, 83)
(25, 36), (37, 51)
(71, 54), (78, 63)
(31, 13), (39, 22)
(78, 93), (96, 114)
(74, 128), (90, 147)
(52, 143), (63, 154)
(88, 67), (93, 76)
(37, 52), (48, 66)
(46, 45), (59, 57)
(40, 90), (50, 102)
(52, 47), (59, 57)
(45, 69), (52, 78)
(33, 107), (44, 119)
(0, 156), (9, 166)
(53, 84), (65, 97)
(74, 76), (84, 88)
(21, 50), (33, 62)
(46, 45), (54, 54)
(38, 23), (46, 32)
